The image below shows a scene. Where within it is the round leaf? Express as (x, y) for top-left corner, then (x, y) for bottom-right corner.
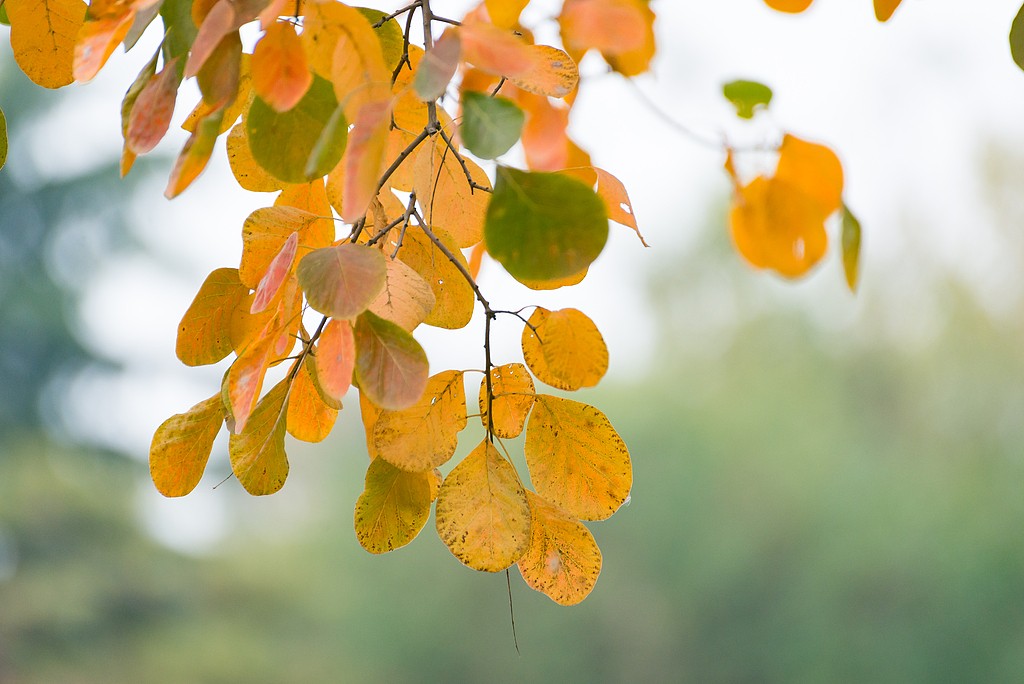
(461, 92), (525, 160)
(521, 307), (608, 391)
(354, 311), (429, 411)
(297, 242), (387, 319)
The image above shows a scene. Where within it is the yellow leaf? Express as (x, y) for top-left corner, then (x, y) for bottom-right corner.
(763, 0), (814, 12)
(7, 0), (85, 89)
(373, 370), (467, 471)
(240, 206), (335, 288)
(342, 98), (392, 223)
(394, 228), (475, 330)
(435, 440), (531, 572)
(525, 395), (631, 521)
(522, 307), (608, 391)
(774, 134), (844, 218)
(275, 178), (332, 216)
(176, 267), (248, 366)
(229, 380), (290, 495)
(359, 391), (383, 460)
(368, 255), (437, 331)
(875, 0), (902, 21)
(150, 394), (225, 497)
(413, 141), (491, 248)
(485, 0), (528, 29)
(479, 363), (535, 439)
(517, 491), (602, 606)
(517, 267), (589, 291)
(460, 20), (579, 98)
(227, 122), (283, 192)
(286, 358), (339, 442)
(354, 458), (434, 554)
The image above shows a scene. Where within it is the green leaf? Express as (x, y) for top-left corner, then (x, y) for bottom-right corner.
(722, 79), (773, 120)
(297, 242), (387, 319)
(159, 0), (198, 64)
(354, 311), (429, 411)
(841, 204), (862, 292)
(0, 5), (9, 25)
(1012, 4), (1024, 72)
(247, 74), (348, 184)
(461, 92), (524, 160)
(0, 107), (7, 172)
(484, 166), (608, 282)
(357, 7), (405, 71)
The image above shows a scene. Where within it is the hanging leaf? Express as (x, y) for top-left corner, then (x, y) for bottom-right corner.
(485, 0), (529, 29)
(368, 256), (437, 331)
(722, 79), (773, 120)
(874, 0), (902, 21)
(396, 228), (475, 330)
(7, 0), (85, 89)
(479, 363), (535, 439)
(251, 231), (298, 314)
(165, 108), (224, 198)
(297, 242), (387, 319)
(316, 318), (356, 403)
(435, 440), (531, 572)
(229, 380), (290, 495)
(559, 0), (655, 77)
(247, 73), (348, 184)
(126, 57), (182, 154)
(150, 394), (225, 497)
(461, 92), (525, 160)
(841, 204), (862, 292)
(354, 457), (435, 554)
(196, 31), (242, 110)
(485, 166), (608, 282)
(74, 8), (135, 82)
(460, 21), (579, 98)
(775, 134), (844, 216)
(226, 121), (282, 192)
(286, 358), (339, 442)
(517, 491), (602, 606)
(353, 311), (429, 411)
(225, 324), (277, 434)
(522, 307), (608, 391)
(176, 267), (249, 366)
(341, 98), (392, 222)
(252, 20), (312, 112)
(1012, 4), (1024, 73)
(240, 206), (334, 289)
(763, 0), (814, 12)
(413, 142), (492, 248)
(525, 395), (631, 521)
(372, 370), (467, 472)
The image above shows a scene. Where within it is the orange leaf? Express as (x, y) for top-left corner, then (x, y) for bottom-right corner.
(372, 370), (467, 471)
(296, 242), (387, 319)
(353, 311), (429, 411)
(764, 0), (814, 11)
(126, 57), (181, 154)
(229, 379), (290, 495)
(225, 322), (277, 433)
(517, 491), (602, 605)
(875, 0), (902, 21)
(74, 10), (134, 82)
(165, 109), (224, 198)
(7, 0), (85, 89)
(251, 230), (298, 314)
(435, 440), (531, 572)
(412, 142), (491, 248)
(150, 394), (225, 497)
(484, 0), (528, 29)
(525, 395), (631, 521)
(517, 91), (570, 171)
(774, 134), (844, 217)
(368, 255), (436, 331)
(354, 457), (434, 554)
(460, 20), (579, 98)
(560, 0), (655, 76)
(176, 267), (249, 366)
(394, 228), (475, 330)
(286, 357), (339, 442)
(252, 21), (312, 112)
(522, 307), (608, 391)
(316, 318), (356, 403)
(240, 206), (335, 288)
(479, 363), (535, 439)
(342, 99), (392, 223)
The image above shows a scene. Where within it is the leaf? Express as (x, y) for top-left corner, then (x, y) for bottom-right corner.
(461, 92), (525, 160)
(247, 73), (348, 184)
(722, 79), (773, 120)
(1012, 4), (1024, 73)
(841, 204), (862, 292)
(240, 206), (334, 289)
(196, 30), (242, 110)
(315, 318), (355, 403)
(521, 307), (608, 391)
(516, 91), (571, 171)
(460, 21), (579, 98)
(559, 0), (655, 76)
(395, 228), (475, 330)
(73, 9), (135, 82)
(372, 370), (467, 471)
(354, 457), (434, 554)
(353, 311), (429, 411)
(286, 357), (339, 442)
(435, 440), (531, 572)
(225, 323), (277, 433)
(226, 121), (282, 192)
(479, 363), (535, 439)
(359, 391), (384, 460)
(413, 142), (492, 248)
(484, 166), (608, 283)
(252, 21), (312, 112)
(150, 394), (225, 497)
(525, 395), (631, 521)
(7, 0), (85, 88)
(229, 379), (290, 495)
(368, 255), (436, 331)
(485, 0), (529, 29)
(297, 242), (387, 319)
(563, 166), (647, 246)
(874, 0), (902, 21)
(176, 267), (249, 366)
(251, 230), (298, 314)
(165, 108), (224, 198)
(341, 98), (392, 223)
(275, 178), (331, 216)
(126, 57), (181, 154)
(0, 107), (6, 171)
(413, 29), (461, 101)
(763, 0), (814, 12)
(517, 491), (602, 606)
(775, 134), (844, 216)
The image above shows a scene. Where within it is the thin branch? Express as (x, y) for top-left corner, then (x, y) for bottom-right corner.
(437, 126), (492, 193)
(374, 1), (418, 28)
(625, 79), (728, 151)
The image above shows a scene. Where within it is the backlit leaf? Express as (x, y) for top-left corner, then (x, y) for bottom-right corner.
(297, 242), (387, 319)
(275, 178), (331, 216)
(522, 307), (608, 391)
(251, 230), (298, 314)
(227, 121), (282, 192)
(517, 491), (602, 606)
(341, 99), (392, 222)
(563, 166), (647, 246)
(360, 391), (383, 460)
(485, 0), (528, 29)
(479, 363), (535, 439)
(874, 0), (902, 21)
(373, 370), (467, 471)
(368, 256), (436, 331)
(247, 74), (348, 184)
(775, 134), (844, 216)
(252, 21), (312, 112)
(722, 79), (773, 120)
(150, 394), (225, 497)
(126, 57), (181, 154)
(225, 322), (277, 433)
(484, 166), (608, 283)
(435, 440), (531, 572)
(525, 395), (631, 521)
(229, 379), (290, 495)
(841, 204), (862, 292)
(316, 318), (356, 403)
(74, 9), (135, 82)
(764, 0), (814, 12)
(286, 358), (339, 442)
(413, 141), (492, 248)
(395, 228), (475, 330)
(354, 457), (434, 554)
(559, 0), (654, 76)
(460, 21), (579, 98)
(413, 29), (461, 101)
(177, 267), (249, 366)
(461, 92), (524, 160)
(240, 206), (334, 289)
(165, 108), (224, 198)
(7, 0), (84, 88)
(354, 311), (429, 410)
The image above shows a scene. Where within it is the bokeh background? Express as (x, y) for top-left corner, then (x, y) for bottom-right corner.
(5, 2), (1024, 681)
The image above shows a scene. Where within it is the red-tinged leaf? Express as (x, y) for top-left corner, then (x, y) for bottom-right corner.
(286, 358), (339, 442)
(316, 318), (356, 403)
(177, 267), (249, 366)
(517, 91), (570, 171)
(559, 0), (648, 55)
(74, 11), (134, 82)
(165, 109), (224, 198)
(7, 0), (85, 89)
(197, 31), (242, 109)
(229, 379), (290, 495)
(368, 256), (436, 331)
(251, 231), (298, 314)
(459, 20), (534, 77)
(127, 57), (182, 154)
(354, 311), (429, 411)
(240, 206), (335, 288)
(354, 457), (434, 554)
(413, 29), (460, 101)
(297, 242), (387, 319)
(342, 99), (392, 223)
(565, 166), (648, 246)
(435, 440), (531, 572)
(150, 394), (225, 497)
(226, 323), (276, 433)
(185, 0), (264, 78)
(517, 491), (602, 606)
(252, 20), (312, 112)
